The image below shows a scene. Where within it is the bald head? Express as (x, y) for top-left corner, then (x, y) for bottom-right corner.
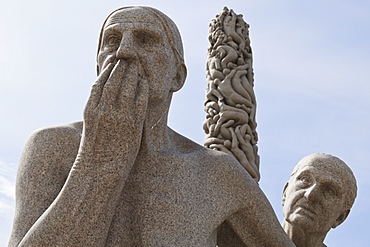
(291, 153), (357, 210)
(282, 153), (358, 245)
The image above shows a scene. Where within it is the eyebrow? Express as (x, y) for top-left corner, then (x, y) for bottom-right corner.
(295, 169), (311, 177)
(296, 168), (344, 191)
(100, 26), (121, 41)
(321, 177), (343, 189)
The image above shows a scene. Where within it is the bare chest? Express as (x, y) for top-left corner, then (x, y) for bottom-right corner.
(105, 158), (224, 246)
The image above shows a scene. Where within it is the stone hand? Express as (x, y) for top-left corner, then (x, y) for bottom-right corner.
(76, 59), (149, 171)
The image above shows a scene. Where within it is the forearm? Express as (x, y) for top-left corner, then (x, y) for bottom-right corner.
(18, 158), (128, 246)
(16, 59), (148, 246)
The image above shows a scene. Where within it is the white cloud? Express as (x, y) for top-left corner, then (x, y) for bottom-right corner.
(0, 161), (16, 200)
(0, 161), (16, 247)
(0, 199), (12, 212)
(0, 176), (15, 200)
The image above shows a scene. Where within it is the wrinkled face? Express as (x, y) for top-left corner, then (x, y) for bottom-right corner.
(282, 158), (348, 234)
(97, 7), (179, 103)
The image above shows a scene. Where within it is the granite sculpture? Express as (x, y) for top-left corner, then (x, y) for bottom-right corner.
(282, 153), (357, 247)
(203, 7), (260, 182)
(9, 6), (295, 247)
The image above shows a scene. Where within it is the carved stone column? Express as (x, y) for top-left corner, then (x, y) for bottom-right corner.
(203, 7), (260, 182)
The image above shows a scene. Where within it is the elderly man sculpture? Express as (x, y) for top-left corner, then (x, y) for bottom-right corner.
(282, 153), (357, 247)
(9, 6), (294, 246)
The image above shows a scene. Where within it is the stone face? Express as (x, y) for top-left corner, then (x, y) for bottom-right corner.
(9, 6), (294, 246)
(203, 7), (260, 182)
(282, 153), (357, 247)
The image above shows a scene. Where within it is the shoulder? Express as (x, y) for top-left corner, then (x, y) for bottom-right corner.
(200, 148), (255, 189)
(168, 127), (252, 185)
(195, 148), (264, 215)
(167, 128), (261, 210)
(11, 122), (83, 246)
(20, 121), (83, 170)
(188, 142), (259, 202)
(27, 121), (83, 145)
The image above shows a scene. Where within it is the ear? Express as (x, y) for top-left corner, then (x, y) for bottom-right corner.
(282, 182), (289, 206)
(332, 210), (350, 229)
(170, 63), (187, 92)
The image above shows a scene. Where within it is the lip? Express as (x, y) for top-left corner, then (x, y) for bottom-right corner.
(294, 205), (317, 219)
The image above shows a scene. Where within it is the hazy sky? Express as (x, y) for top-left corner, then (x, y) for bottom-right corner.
(1, 0), (369, 246)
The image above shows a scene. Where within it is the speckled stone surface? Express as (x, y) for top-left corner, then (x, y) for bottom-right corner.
(9, 7), (294, 246)
(282, 153), (357, 247)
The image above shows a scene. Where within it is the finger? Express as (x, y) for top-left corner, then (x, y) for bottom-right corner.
(133, 78), (149, 118)
(117, 61), (141, 103)
(100, 60), (126, 108)
(86, 63), (115, 110)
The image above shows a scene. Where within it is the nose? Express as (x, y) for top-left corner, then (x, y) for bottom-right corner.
(116, 32), (137, 61)
(304, 183), (319, 202)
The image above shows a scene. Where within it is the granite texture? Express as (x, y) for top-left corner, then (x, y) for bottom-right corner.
(282, 153), (357, 247)
(9, 6), (294, 246)
(203, 7), (260, 182)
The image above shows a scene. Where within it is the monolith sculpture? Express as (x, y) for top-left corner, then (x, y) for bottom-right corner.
(203, 7), (260, 182)
(9, 6), (294, 246)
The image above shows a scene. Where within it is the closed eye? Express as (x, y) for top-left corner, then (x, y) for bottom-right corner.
(322, 184), (339, 198)
(107, 35), (121, 47)
(101, 27), (122, 51)
(325, 187), (336, 196)
(134, 29), (162, 48)
(297, 175), (312, 188)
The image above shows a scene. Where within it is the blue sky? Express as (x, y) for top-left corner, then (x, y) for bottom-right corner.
(1, 0), (369, 246)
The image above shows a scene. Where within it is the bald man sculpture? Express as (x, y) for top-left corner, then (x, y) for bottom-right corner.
(9, 6), (294, 246)
(282, 153), (357, 247)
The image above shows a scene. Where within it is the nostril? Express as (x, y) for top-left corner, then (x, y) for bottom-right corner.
(116, 46), (137, 61)
(305, 185), (319, 202)
(116, 36), (137, 61)
(115, 32), (138, 61)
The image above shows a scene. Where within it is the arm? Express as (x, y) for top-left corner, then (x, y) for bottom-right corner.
(224, 205), (295, 246)
(217, 221), (248, 247)
(10, 60), (149, 246)
(216, 157), (295, 247)
(8, 124), (81, 247)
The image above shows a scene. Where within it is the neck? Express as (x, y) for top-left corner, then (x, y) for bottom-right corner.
(282, 221), (327, 247)
(139, 97), (173, 153)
